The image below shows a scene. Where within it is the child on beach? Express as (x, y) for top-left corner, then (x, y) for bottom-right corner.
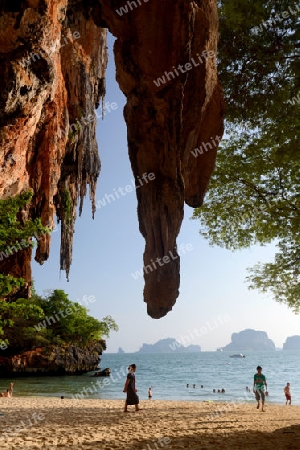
(123, 364), (141, 412)
(284, 383), (291, 405)
(253, 366), (267, 412)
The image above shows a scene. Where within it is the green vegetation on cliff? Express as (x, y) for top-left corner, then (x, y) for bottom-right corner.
(193, 1), (300, 311)
(0, 191), (49, 296)
(0, 192), (118, 352)
(0, 289), (118, 353)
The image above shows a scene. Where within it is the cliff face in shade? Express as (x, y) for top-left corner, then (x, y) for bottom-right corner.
(0, 341), (105, 376)
(0, 0), (107, 293)
(0, 1), (224, 318)
(98, 0), (224, 318)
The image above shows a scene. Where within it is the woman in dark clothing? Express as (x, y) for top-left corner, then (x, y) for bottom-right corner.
(123, 364), (141, 412)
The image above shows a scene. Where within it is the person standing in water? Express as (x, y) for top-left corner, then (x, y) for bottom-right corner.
(123, 364), (141, 412)
(148, 387), (153, 399)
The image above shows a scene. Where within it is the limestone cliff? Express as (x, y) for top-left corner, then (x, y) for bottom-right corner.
(283, 336), (300, 351)
(0, 341), (105, 376)
(0, 1), (224, 318)
(137, 338), (201, 353)
(0, 0), (106, 293)
(223, 329), (275, 352)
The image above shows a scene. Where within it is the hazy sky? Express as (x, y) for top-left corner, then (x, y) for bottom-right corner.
(32, 34), (300, 352)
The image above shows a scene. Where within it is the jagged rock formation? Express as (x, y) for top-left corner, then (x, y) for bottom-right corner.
(283, 336), (300, 350)
(0, 341), (105, 377)
(0, 0), (106, 292)
(0, 1), (224, 317)
(102, 0), (224, 317)
(223, 329), (275, 352)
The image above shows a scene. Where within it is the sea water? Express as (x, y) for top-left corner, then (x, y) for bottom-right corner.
(0, 351), (299, 405)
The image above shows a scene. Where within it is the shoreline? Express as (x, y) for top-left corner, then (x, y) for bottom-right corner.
(3, 394), (294, 406)
(1, 398), (300, 449)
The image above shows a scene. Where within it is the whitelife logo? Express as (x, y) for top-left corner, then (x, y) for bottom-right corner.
(95, 172), (155, 209)
(115, 0), (150, 16)
(190, 135), (222, 158)
(251, 3), (300, 34)
(19, 31), (81, 68)
(169, 314), (231, 351)
(131, 243), (193, 280)
(287, 91), (300, 106)
(34, 295), (96, 331)
(153, 51), (215, 87)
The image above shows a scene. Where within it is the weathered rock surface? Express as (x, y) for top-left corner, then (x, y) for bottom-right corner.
(0, 341), (105, 376)
(223, 329), (275, 352)
(0, 0), (107, 290)
(102, 0), (224, 317)
(0, 1), (224, 318)
(283, 336), (300, 350)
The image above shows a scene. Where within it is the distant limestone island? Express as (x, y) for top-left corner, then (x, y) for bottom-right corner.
(283, 336), (300, 350)
(223, 329), (275, 352)
(137, 338), (201, 353)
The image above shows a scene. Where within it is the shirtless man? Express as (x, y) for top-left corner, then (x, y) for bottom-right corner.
(284, 382), (291, 405)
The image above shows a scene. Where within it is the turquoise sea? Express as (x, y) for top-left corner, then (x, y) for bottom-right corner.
(1, 352), (299, 405)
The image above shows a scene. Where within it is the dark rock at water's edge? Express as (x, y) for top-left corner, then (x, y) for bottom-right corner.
(283, 336), (300, 350)
(223, 329), (275, 352)
(92, 368), (111, 377)
(137, 338), (201, 353)
(0, 341), (105, 377)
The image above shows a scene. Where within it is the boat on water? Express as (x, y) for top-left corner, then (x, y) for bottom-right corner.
(230, 353), (246, 358)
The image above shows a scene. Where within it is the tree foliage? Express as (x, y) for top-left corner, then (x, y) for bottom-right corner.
(0, 289), (118, 353)
(217, 0), (300, 125)
(0, 194), (118, 351)
(0, 191), (49, 297)
(193, 0), (300, 310)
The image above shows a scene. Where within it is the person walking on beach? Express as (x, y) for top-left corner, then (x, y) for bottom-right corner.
(253, 366), (267, 412)
(123, 364), (141, 412)
(148, 387), (152, 399)
(284, 382), (291, 405)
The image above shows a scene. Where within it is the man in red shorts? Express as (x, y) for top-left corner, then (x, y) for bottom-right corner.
(284, 382), (291, 405)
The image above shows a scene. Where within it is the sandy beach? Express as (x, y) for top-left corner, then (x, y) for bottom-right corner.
(0, 397), (300, 449)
